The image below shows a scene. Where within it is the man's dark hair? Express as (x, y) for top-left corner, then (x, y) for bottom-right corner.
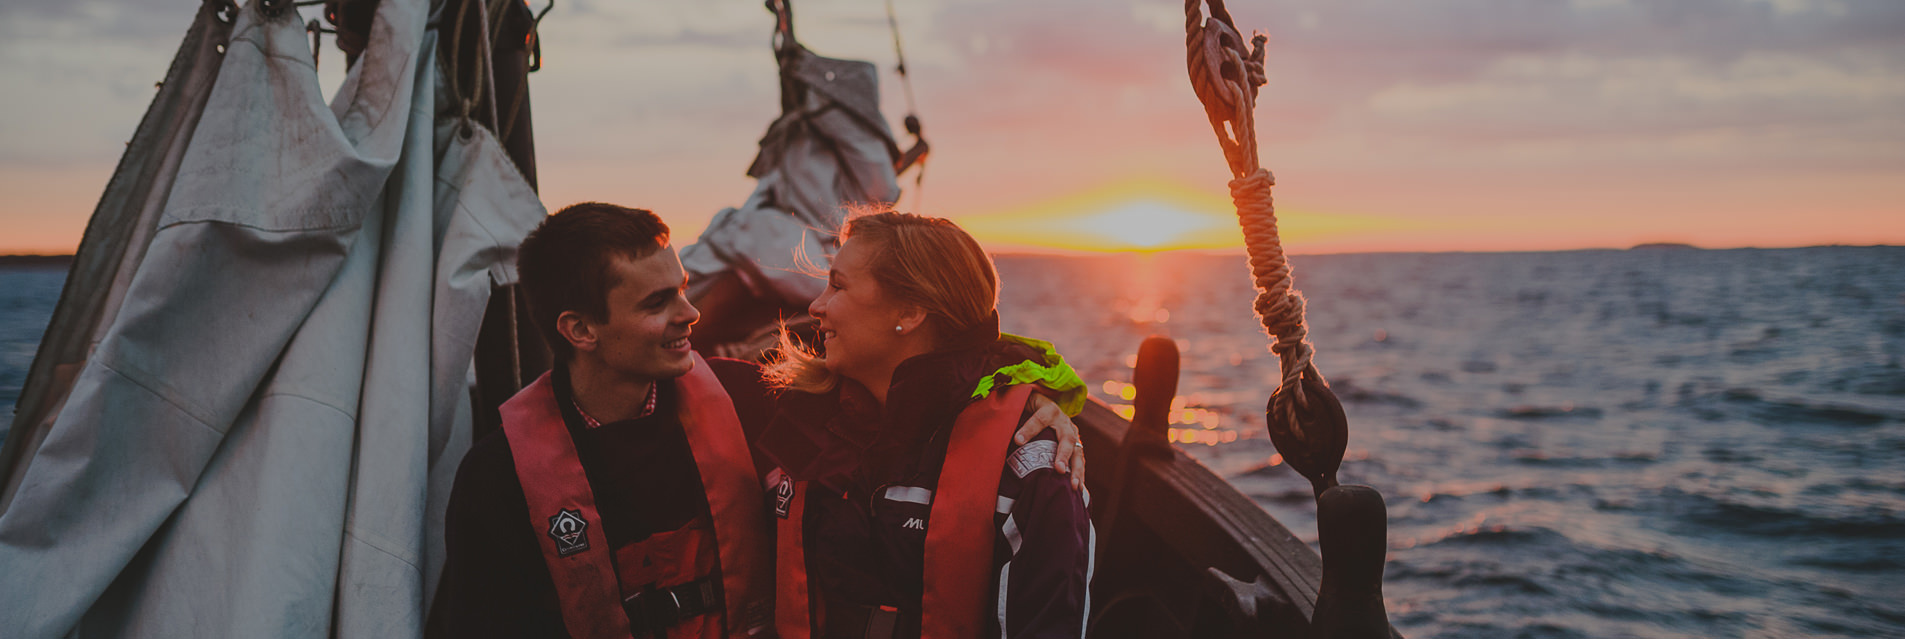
(516, 202), (670, 362)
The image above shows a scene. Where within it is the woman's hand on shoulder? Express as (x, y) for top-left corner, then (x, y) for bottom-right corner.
(1013, 393), (1086, 491)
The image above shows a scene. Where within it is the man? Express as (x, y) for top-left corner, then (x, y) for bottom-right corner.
(434, 203), (1079, 638)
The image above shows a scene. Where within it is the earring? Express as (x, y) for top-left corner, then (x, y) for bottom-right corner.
(895, 325), (903, 332)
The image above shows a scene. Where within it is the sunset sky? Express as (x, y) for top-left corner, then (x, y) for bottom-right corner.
(1, 0), (1901, 255)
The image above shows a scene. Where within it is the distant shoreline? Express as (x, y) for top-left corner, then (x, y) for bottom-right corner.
(0, 255), (73, 268)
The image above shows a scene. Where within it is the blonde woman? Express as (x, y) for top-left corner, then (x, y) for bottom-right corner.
(757, 212), (1092, 639)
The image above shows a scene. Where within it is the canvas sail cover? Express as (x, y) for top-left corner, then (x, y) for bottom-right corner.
(679, 46), (904, 308)
(0, 0), (545, 636)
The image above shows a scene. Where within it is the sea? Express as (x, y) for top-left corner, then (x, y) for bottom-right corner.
(5, 246), (1904, 638)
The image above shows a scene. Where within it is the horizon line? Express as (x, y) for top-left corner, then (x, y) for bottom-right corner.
(4, 242), (1902, 264)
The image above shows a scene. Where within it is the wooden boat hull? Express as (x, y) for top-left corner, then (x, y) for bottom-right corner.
(1076, 335), (1400, 638)
(1078, 397), (1327, 638)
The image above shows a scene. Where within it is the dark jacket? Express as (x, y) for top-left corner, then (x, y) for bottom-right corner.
(758, 341), (1093, 639)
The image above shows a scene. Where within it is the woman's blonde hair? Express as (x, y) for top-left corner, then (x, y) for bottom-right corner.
(764, 211), (1000, 394)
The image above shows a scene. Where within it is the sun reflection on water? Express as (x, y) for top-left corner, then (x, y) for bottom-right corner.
(1089, 253), (1269, 448)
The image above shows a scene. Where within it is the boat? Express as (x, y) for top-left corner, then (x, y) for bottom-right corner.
(0, 0), (1399, 637)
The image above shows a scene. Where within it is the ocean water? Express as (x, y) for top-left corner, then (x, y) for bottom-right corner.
(996, 247), (1905, 639)
(4, 247), (1903, 637)
(0, 264), (67, 446)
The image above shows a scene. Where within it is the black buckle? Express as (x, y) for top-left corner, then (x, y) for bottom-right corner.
(863, 606), (901, 639)
(623, 578), (721, 636)
(824, 602), (915, 639)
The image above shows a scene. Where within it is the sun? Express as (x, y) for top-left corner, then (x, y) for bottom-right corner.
(952, 178), (1411, 254)
(953, 179), (1235, 253)
(1076, 200), (1223, 250)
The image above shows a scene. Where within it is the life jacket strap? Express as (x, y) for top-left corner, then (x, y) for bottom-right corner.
(773, 470), (814, 639)
(921, 384), (1035, 639)
(822, 602), (919, 639)
(501, 374), (633, 639)
(622, 575), (722, 637)
(679, 352), (775, 637)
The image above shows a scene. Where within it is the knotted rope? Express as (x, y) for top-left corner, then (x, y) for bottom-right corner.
(1187, 10), (1397, 613)
(1184, 0), (1322, 426)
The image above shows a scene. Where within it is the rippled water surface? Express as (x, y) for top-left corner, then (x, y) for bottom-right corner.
(5, 247), (1903, 637)
(0, 265), (65, 445)
(996, 247), (1905, 639)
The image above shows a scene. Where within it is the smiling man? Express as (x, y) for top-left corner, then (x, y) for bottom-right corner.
(432, 203), (1084, 639)
(434, 202), (780, 639)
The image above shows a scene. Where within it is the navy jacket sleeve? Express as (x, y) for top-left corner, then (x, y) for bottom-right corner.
(1000, 437), (1092, 639)
(432, 433), (567, 638)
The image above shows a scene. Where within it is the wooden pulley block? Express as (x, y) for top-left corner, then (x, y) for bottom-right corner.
(1263, 371), (1348, 497)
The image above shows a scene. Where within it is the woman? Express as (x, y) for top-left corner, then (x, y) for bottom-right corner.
(756, 212), (1093, 639)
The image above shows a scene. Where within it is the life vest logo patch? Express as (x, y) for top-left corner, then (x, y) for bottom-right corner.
(769, 469), (794, 519)
(546, 508), (590, 556)
(1006, 440), (1059, 478)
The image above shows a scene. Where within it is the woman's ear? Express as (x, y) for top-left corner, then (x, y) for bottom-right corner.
(557, 310), (598, 354)
(894, 306), (932, 336)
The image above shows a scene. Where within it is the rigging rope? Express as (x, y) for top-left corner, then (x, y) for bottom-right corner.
(884, 0), (928, 214)
(441, 0), (505, 141)
(445, 0), (483, 134)
(1184, 0), (1323, 436)
(883, 0), (920, 120)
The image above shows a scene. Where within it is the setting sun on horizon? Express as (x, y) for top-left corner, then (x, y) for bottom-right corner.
(953, 179), (1407, 255)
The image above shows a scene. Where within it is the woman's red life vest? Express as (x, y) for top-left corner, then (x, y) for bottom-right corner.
(772, 384), (1036, 639)
(501, 353), (774, 639)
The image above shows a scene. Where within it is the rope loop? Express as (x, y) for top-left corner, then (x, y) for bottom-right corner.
(442, 0), (497, 139)
(1184, 0), (1267, 178)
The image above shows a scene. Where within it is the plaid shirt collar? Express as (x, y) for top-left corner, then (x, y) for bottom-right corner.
(572, 381), (659, 429)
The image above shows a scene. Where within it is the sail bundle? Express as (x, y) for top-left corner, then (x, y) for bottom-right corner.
(0, 0), (544, 636)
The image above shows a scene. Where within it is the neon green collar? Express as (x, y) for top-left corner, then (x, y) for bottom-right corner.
(970, 333), (1087, 416)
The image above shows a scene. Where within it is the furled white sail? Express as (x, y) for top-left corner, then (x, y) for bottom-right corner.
(0, 0), (544, 636)
(680, 46), (904, 309)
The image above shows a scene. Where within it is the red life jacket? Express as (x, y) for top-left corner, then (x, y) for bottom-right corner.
(771, 384), (1036, 639)
(501, 353), (773, 639)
